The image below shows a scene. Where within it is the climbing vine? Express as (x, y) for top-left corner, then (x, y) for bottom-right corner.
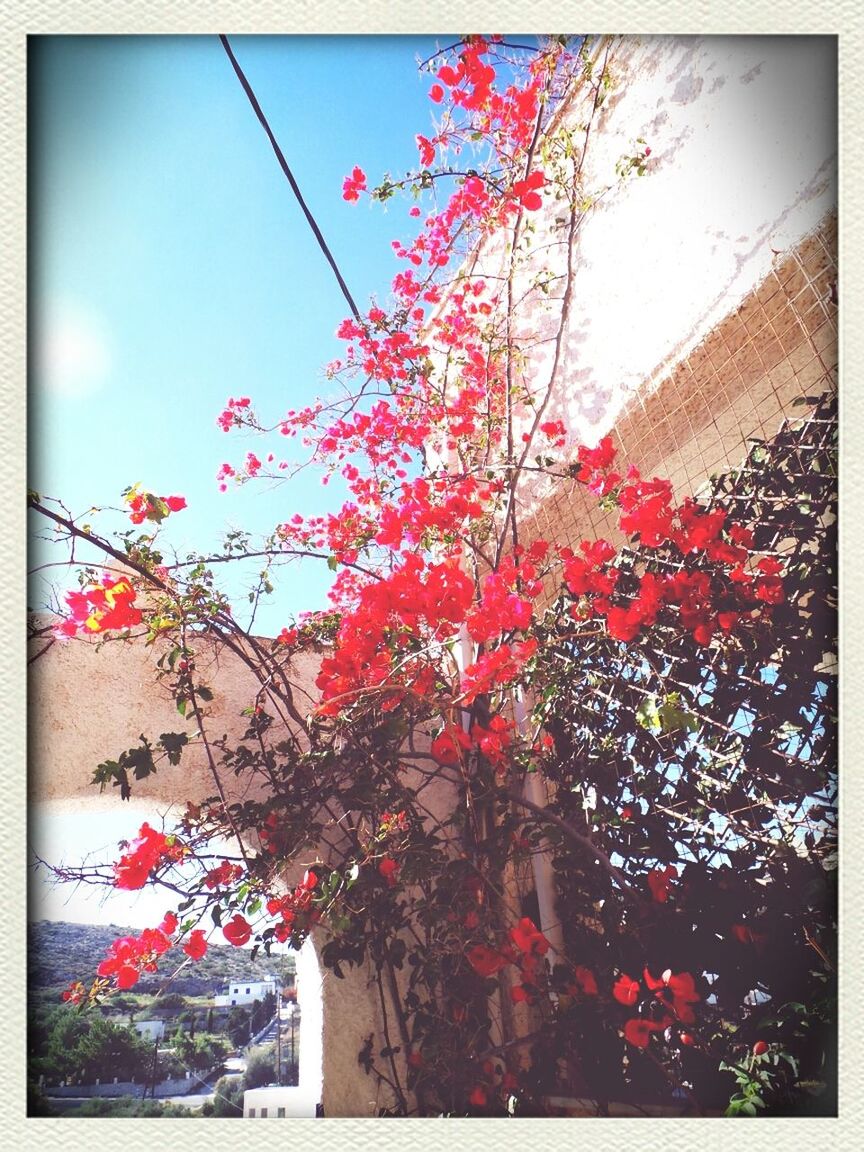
(31, 36), (836, 1116)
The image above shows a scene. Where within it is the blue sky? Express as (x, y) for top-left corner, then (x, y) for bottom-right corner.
(28, 34), (469, 926)
(30, 34), (455, 636)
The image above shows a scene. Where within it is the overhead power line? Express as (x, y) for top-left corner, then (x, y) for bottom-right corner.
(218, 34), (363, 323)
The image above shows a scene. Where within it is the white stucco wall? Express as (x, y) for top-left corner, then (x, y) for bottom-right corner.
(561, 35), (836, 432)
(450, 36), (835, 489)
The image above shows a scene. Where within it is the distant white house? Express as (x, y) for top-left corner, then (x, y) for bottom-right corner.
(133, 1019), (165, 1042)
(214, 974), (277, 1007)
(243, 1084), (319, 1118)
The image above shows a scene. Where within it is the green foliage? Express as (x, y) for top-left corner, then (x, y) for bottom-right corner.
(208, 1074), (244, 1117)
(226, 1005), (251, 1048)
(243, 1044), (277, 1089)
(72, 1095), (194, 1117)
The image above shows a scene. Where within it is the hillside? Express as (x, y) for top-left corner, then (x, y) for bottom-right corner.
(29, 919), (296, 998)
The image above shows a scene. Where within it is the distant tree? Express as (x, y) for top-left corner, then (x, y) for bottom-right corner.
(74, 1017), (154, 1084)
(226, 1005), (250, 1048)
(75, 1096), (193, 1117)
(173, 1030), (229, 1073)
(31, 1008), (89, 1084)
(153, 992), (187, 1012)
(176, 1009), (197, 1037)
(243, 1044), (276, 1089)
(208, 1074), (243, 1117)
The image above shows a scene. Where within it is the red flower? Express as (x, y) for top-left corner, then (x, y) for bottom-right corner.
(613, 973), (640, 1006)
(115, 964), (141, 990)
(731, 923), (768, 949)
(113, 823), (182, 890)
(416, 134), (436, 168)
(643, 968), (700, 1024)
(569, 965), (598, 996)
(431, 725), (471, 766)
(429, 83), (444, 103)
(158, 912), (178, 936)
(222, 914), (252, 947)
(342, 165), (367, 202)
(467, 944), (510, 978)
(510, 984), (533, 1004)
(752, 1040), (769, 1056)
(183, 929), (208, 961)
(165, 495), (187, 512)
(510, 916), (550, 956)
(512, 168), (545, 211)
(647, 864), (678, 903)
(624, 1016), (669, 1048)
(378, 857), (400, 886)
(62, 980), (85, 1005)
(468, 1085), (487, 1108)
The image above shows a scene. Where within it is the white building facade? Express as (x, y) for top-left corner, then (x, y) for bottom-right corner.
(214, 974), (277, 1007)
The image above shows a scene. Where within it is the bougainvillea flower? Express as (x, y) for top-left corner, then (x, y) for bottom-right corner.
(643, 968), (701, 1023)
(647, 864), (678, 903)
(158, 911), (178, 936)
(468, 1085), (487, 1108)
(182, 929), (208, 961)
(378, 857), (400, 886)
(510, 916), (550, 956)
(613, 973), (641, 1006)
(222, 914), (252, 947)
(342, 165), (367, 202)
(203, 859), (244, 890)
(467, 944), (511, 978)
(731, 923), (768, 949)
(623, 1016), (670, 1048)
(431, 725), (472, 766)
(55, 573), (144, 639)
(113, 823), (183, 890)
(569, 965), (598, 996)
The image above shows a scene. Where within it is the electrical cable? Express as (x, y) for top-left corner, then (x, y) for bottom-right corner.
(218, 34), (363, 324)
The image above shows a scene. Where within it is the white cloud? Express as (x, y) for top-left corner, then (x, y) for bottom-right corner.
(35, 303), (111, 399)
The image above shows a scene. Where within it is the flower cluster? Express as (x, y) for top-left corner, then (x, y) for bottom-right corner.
(264, 868), (320, 943)
(54, 573), (143, 639)
(567, 438), (784, 645)
(123, 485), (187, 524)
(613, 967), (701, 1047)
(96, 913), (177, 990)
(342, 165), (367, 202)
(113, 822), (185, 890)
(217, 395), (252, 432)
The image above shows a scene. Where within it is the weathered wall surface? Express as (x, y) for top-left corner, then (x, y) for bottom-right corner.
(29, 36), (837, 1115)
(463, 35), (836, 521)
(558, 35), (836, 436)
